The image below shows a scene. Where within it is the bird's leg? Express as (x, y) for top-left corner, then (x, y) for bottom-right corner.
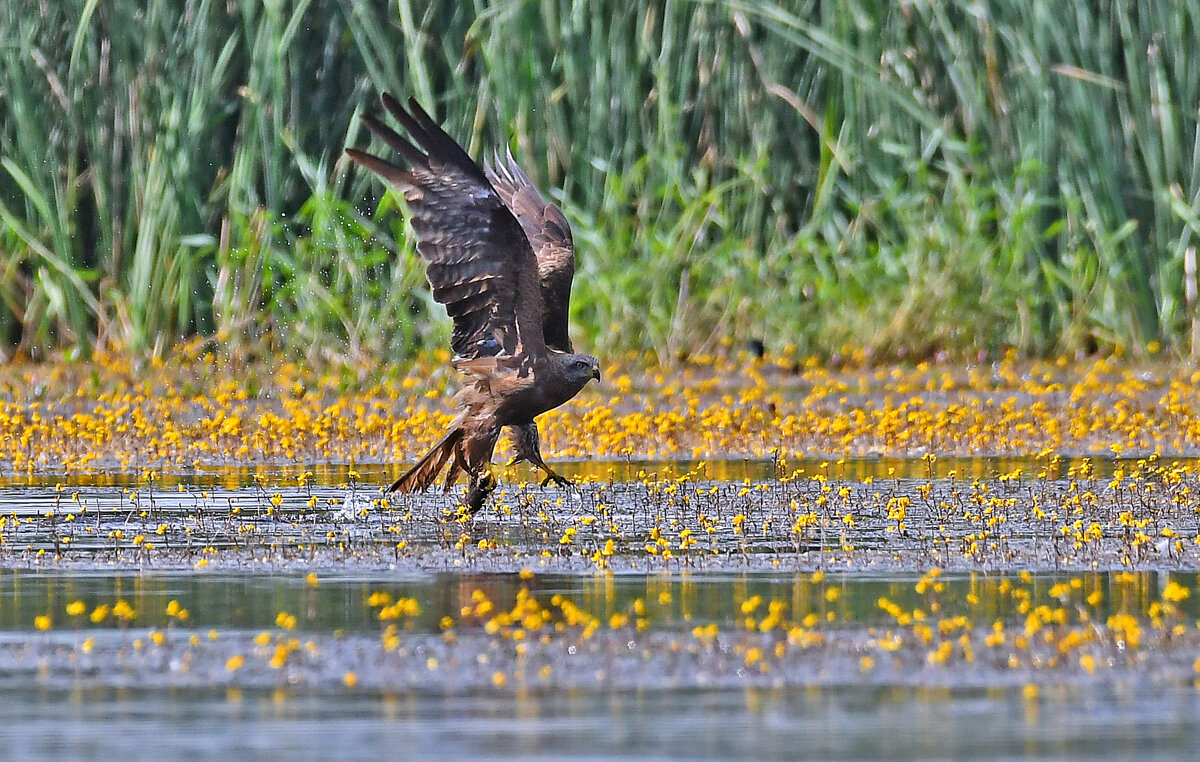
(463, 463), (498, 515)
(508, 423), (571, 488)
(505, 452), (568, 486)
(527, 442), (570, 487)
(533, 457), (570, 488)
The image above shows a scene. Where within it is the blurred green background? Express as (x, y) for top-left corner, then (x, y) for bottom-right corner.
(1, 0), (1197, 365)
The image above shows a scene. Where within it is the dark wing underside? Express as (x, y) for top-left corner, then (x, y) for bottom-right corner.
(345, 94), (545, 359)
(484, 150), (576, 354)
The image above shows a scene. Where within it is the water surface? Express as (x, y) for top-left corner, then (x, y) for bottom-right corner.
(1, 682), (1196, 761)
(3, 456), (1200, 760)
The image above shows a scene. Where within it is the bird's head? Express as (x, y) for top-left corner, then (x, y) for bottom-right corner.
(564, 353), (601, 385)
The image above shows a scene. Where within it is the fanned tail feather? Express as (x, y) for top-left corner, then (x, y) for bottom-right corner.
(387, 429), (463, 493)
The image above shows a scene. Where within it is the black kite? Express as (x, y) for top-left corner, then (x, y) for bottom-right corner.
(345, 94), (600, 513)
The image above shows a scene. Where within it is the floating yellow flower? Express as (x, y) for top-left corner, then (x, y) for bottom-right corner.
(1163, 581), (1191, 603)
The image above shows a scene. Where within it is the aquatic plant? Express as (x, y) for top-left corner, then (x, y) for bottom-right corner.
(13, 568), (1200, 693)
(1, 1), (1198, 361)
(1, 353), (1197, 473)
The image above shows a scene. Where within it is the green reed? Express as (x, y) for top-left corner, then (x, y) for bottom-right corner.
(0, 0), (1197, 363)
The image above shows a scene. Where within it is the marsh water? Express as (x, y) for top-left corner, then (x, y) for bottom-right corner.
(3, 681), (1199, 760)
(3, 457), (1200, 759)
(3, 568), (1200, 760)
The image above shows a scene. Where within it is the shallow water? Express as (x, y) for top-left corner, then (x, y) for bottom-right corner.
(2, 568), (1196, 634)
(1, 568), (1200, 760)
(9, 452), (1198, 489)
(4, 457), (1200, 759)
(2, 682), (1198, 761)
(2, 453), (1198, 572)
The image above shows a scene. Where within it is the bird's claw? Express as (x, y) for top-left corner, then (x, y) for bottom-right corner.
(539, 470), (572, 489)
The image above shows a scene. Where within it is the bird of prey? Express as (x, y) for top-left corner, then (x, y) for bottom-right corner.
(345, 94), (600, 513)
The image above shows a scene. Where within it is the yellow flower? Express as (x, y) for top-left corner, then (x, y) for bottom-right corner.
(34, 615), (51, 631)
(66, 600), (86, 617)
(1163, 581), (1191, 603)
(225, 654), (245, 672)
(112, 600), (136, 621)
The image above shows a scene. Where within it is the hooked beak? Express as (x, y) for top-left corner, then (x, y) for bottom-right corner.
(592, 367), (601, 382)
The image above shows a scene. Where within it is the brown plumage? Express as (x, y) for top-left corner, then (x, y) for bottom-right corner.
(484, 149), (579, 485)
(484, 149), (576, 354)
(346, 94), (600, 512)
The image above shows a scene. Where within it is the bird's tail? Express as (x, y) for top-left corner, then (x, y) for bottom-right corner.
(387, 428), (463, 494)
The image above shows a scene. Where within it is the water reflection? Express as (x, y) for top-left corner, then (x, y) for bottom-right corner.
(2, 569), (1196, 634)
(0, 682), (1196, 761)
(5, 453), (1195, 489)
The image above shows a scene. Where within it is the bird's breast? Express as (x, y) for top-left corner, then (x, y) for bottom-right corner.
(487, 362), (587, 425)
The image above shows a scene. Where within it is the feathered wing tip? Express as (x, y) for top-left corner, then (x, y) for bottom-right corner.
(345, 93), (490, 186)
(487, 147), (536, 190)
(387, 428), (464, 494)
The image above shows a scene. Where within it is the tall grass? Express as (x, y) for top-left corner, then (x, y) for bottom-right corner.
(0, 0), (1197, 363)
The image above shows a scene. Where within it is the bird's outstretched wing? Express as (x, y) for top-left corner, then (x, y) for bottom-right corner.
(484, 150), (576, 353)
(346, 94), (545, 359)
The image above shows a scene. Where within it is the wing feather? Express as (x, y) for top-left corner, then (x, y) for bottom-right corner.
(346, 96), (545, 359)
(484, 149), (577, 353)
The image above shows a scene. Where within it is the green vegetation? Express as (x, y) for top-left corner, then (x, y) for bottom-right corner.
(1, 0), (1198, 363)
